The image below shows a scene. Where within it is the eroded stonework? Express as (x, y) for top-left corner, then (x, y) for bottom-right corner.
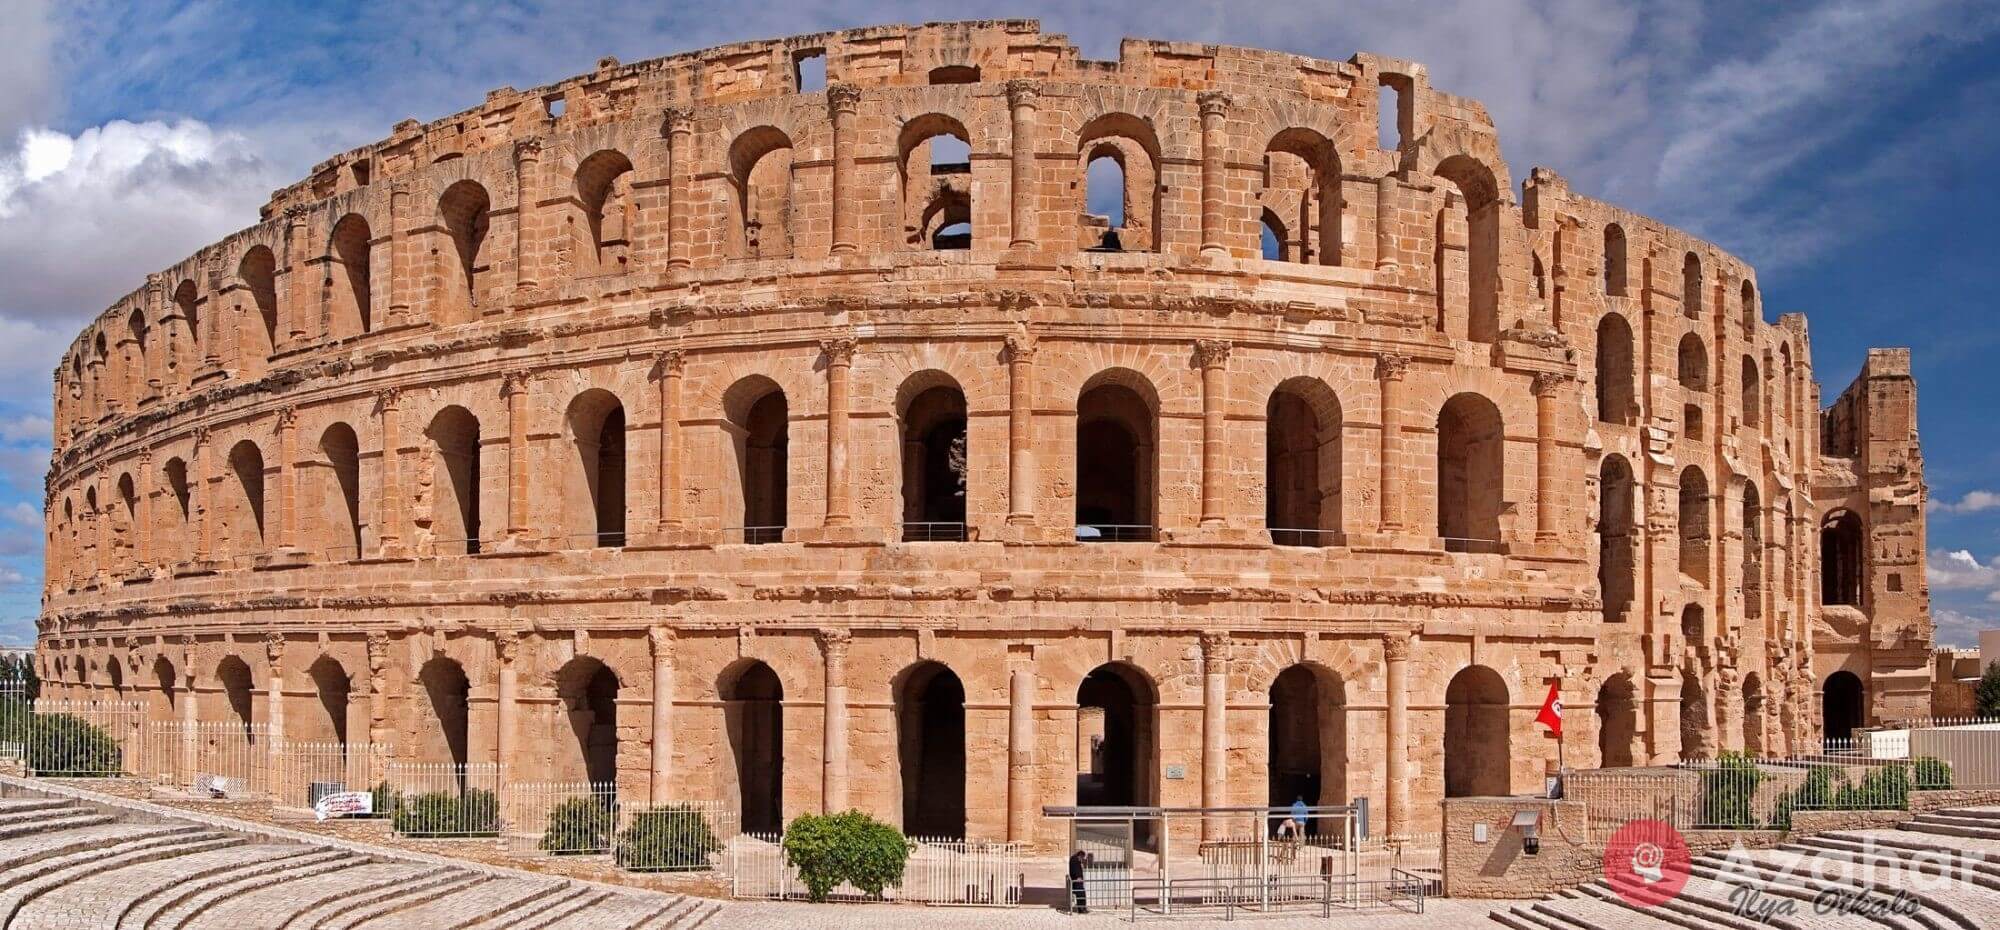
(38, 20), (1927, 846)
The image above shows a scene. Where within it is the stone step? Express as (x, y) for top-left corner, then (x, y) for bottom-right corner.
(1728, 848), (1978, 930)
(1688, 854), (1936, 930)
(463, 882), (601, 930)
(1788, 836), (2000, 893)
(0, 831), (240, 926)
(359, 872), (562, 930)
(182, 861), (423, 930)
(0, 809), (114, 839)
(1911, 813), (2000, 831)
(0, 821), (194, 873)
(142, 848), (366, 930)
(633, 896), (706, 930)
(541, 892), (677, 930)
(498, 887), (614, 930)
(1490, 905), (1568, 930)
(0, 798), (77, 822)
(1897, 821), (2000, 843)
(303, 867), (485, 930)
(1577, 879), (1766, 930)
(677, 900), (723, 930)
(10, 841), (312, 930)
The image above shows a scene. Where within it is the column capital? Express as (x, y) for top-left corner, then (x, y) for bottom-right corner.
(826, 82), (861, 114)
(1005, 79), (1041, 109)
(1383, 634), (1414, 663)
(819, 337), (857, 367)
(501, 370), (533, 397)
(816, 627), (852, 660)
(1376, 353), (1413, 382)
(653, 349), (686, 379)
(274, 404), (298, 431)
(366, 633), (390, 675)
(1531, 370), (1571, 397)
(662, 106), (695, 136)
(1199, 630), (1231, 662)
(1004, 332), (1038, 363)
(649, 625), (678, 656)
(263, 631), (285, 665)
(1197, 90), (1232, 119)
(1194, 339), (1233, 370)
(493, 629), (519, 663)
(282, 203), (311, 225)
(512, 137), (544, 163)
(374, 386), (403, 413)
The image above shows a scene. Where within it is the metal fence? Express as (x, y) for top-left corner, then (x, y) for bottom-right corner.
(21, 699), (145, 777)
(384, 761), (503, 837)
(1569, 752), (1963, 837)
(270, 739), (383, 811)
(616, 800), (738, 873)
(731, 830), (1022, 905)
(506, 781), (618, 856)
(145, 720), (273, 797)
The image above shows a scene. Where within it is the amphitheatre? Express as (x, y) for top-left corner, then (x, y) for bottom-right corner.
(18, 17), (1961, 925)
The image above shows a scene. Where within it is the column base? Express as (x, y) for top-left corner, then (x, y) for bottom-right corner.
(254, 547), (312, 570)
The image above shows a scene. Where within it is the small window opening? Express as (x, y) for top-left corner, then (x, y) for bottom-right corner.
(933, 222), (971, 250)
(545, 96), (566, 118)
(351, 159), (371, 187)
(929, 65), (979, 85)
(1260, 211), (1285, 261)
(795, 50), (827, 92)
(1085, 153), (1126, 252)
(1378, 80), (1403, 152)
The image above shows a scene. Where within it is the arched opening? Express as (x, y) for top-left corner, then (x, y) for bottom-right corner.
(151, 656), (177, 719)
(1681, 604), (1705, 655)
(1603, 223), (1627, 297)
(1743, 484), (1763, 620)
(1596, 673), (1637, 767)
(308, 656), (351, 745)
(1083, 149), (1126, 251)
(217, 656), (255, 733)
(1265, 378), (1342, 545)
(575, 150), (636, 275)
(425, 406), (483, 554)
(417, 656), (471, 767)
(1260, 210), (1287, 261)
(730, 127), (794, 259)
(107, 659), (125, 694)
(173, 279), (201, 373)
(1378, 75), (1410, 152)
(1531, 253), (1548, 300)
(556, 657), (621, 786)
(1677, 335), (1708, 392)
(1076, 115), (1160, 253)
(1268, 664), (1346, 835)
(1435, 156), (1502, 342)
(1075, 373), (1157, 541)
(899, 116), (972, 251)
(238, 246), (279, 360)
(1077, 663), (1158, 845)
(565, 389), (627, 548)
(1741, 280), (1758, 329)
(1822, 670), (1865, 742)
(164, 457), (191, 527)
(116, 473), (138, 564)
(1260, 128), (1342, 266)
(437, 180), (491, 325)
(1682, 252), (1703, 316)
(1443, 666), (1509, 797)
(1680, 667), (1710, 760)
(928, 65), (978, 84)
(329, 213), (373, 336)
(127, 309), (150, 396)
(896, 662), (966, 838)
(1598, 455), (1636, 623)
(1821, 510), (1864, 607)
(725, 378), (787, 544)
(1742, 673), (1765, 757)
(1595, 314), (1635, 424)
(319, 423), (362, 560)
(1678, 467), (1709, 583)
(898, 378), (967, 541)
(720, 660), (783, 833)
(1437, 393), (1505, 551)
(227, 440), (266, 553)
(1742, 355), (1762, 428)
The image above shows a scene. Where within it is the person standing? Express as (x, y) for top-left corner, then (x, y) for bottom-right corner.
(1290, 795), (1310, 838)
(1068, 849), (1089, 913)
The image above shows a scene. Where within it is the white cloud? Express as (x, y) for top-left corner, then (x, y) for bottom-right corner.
(1933, 608), (1993, 649)
(0, 415), (49, 444)
(1929, 548), (2000, 592)
(1, 502), (36, 530)
(0, 0), (53, 144)
(1933, 490), (2000, 515)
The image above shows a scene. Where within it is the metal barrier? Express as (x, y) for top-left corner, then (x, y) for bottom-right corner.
(384, 761), (503, 837)
(616, 800), (737, 873)
(269, 739), (383, 811)
(730, 829), (1019, 905)
(900, 522), (968, 542)
(1267, 527), (1338, 547)
(1569, 751), (1965, 835)
(507, 781), (618, 856)
(1075, 524), (1153, 542)
(24, 699), (145, 777)
(147, 720), (272, 797)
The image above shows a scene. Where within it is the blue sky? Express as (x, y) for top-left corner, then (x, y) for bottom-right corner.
(1, 1), (1998, 646)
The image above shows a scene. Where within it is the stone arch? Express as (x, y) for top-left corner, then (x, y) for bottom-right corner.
(1603, 223), (1627, 297)
(1260, 127), (1342, 266)
(1434, 154), (1502, 342)
(1075, 368), (1159, 541)
(163, 456), (192, 529)
(425, 405), (483, 554)
(1076, 112), (1161, 252)
(1596, 672), (1637, 767)
(328, 213), (373, 337)
(1437, 392), (1505, 550)
(226, 439), (266, 555)
(1742, 672), (1766, 757)
(1268, 663), (1347, 834)
(1682, 252), (1703, 316)
(896, 371), (967, 539)
(216, 655), (255, 732)
(894, 660), (966, 837)
(151, 654), (177, 720)
(308, 655), (351, 744)
(125, 307), (150, 398)
(238, 245), (279, 361)
(564, 388), (627, 548)
(1678, 334), (1708, 392)
(729, 126), (795, 259)
(1680, 666), (1710, 759)
(318, 422), (363, 560)
(1260, 208), (1288, 260)
(574, 149), (636, 275)
(723, 376), (787, 543)
(1444, 665), (1509, 797)
(1678, 466), (1709, 583)
(172, 278), (201, 374)
(898, 114), (972, 250)
(1741, 279), (1758, 329)
(1266, 376), (1342, 544)
(417, 655), (471, 767)
(437, 179), (491, 325)
(1822, 670), (1865, 742)
(555, 656), (622, 786)
(719, 658), (784, 833)
(1742, 355), (1762, 427)
(114, 472), (137, 565)
(1595, 313), (1635, 424)
(1743, 482), (1764, 620)
(1599, 455), (1636, 623)
(1077, 662), (1159, 843)
(1821, 509), (1864, 607)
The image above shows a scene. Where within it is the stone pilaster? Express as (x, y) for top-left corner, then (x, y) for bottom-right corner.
(1533, 372), (1567, 542)
(494, 630), (517, 779)
(664, 108), (694, 269)
(827, 84), (861, 255)
(1195, 340), (1233, 527)
(820, 338), (856, 528)
(1384, 634), (1412, 839)
(374, 388), (404, 559)
(1005, 333), (1037, 526)
(1200, 631), (1230, 840)
(1005, 81), (1040, 250)
(502, 371), (533, 542)
(513, 139), (542, 292)
(1198, 91), (1231, 257)
(818, 628), (851, 812)
(1008, 662), (1035, 842)
(649, 626), (677, 803)
(654, 351), (686, 532)
(1375, 174), (1400, 272)
(1376, 354), (1412, 533)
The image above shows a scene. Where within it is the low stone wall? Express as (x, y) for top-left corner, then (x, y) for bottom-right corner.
(1911, 788), (2000, 812)
(1786, 809), (1914, 834)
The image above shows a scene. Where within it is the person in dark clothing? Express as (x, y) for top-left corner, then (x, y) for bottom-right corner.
(1068, 849), (1089, 913)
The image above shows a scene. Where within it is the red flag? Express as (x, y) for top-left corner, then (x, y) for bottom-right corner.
(1535, 681), (1564, 736)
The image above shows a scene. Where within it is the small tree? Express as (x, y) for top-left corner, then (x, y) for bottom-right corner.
(781, 811), (911, 902)
(1977, 662), (2000, 719)
(615, 804), (722, 872)
(539, 795), (615, 854)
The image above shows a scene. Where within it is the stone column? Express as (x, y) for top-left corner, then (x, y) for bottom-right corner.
(494, 631), (517, 778)
(365, 634), (388, 783)
(135, 449), (152, 568)
(664, 108), (694, 270)
(819, 629), (851, 812)
(513, 139), (542, 293)
(387, 183), (412, 326)
(1374, 175), (1399, 272)
(194, 428), (214, 563)
(827, 83), (861, 255)
(1005, 333), (1037, 525)
(1195, 340), (1232, 527)
(1376, 354), (1411, 533)
(265, 633), (286, 773)
(649, 626), (676, 803)
(274, 406), (298, 555)
(1008, 664), (1035, 842)
(1200, 632), (1229, 841)
(502, 371), (532, 542)
(374, 388), (404, 558)
(654, 351), (685, 532)
(1533, 373), (1564, 542)
(1005, 80), (1040, 250)
(1384, 634), (1411, 839)
(820, 338), (856, 528)
(180, 641), (199, 778)
(1198, 91), (1231, 257)
(282, 205), (311, 348)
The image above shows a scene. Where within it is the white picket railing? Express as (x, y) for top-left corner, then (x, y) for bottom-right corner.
(384, 761), (503, 837)
(731, 831), (1024, 905)
(147, 720), (273, 797)
(614, 800), (738, 873)
(23, 699), (145, 777)
(269, 739), (384, 811)
(506, 781), (617, 856)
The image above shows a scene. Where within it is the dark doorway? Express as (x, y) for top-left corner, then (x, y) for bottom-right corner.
(1443, 666), (1509, 797)
(897, 662), (966, 838)
(1823, 670), (1865, 742)
(723, 661), (784, 833)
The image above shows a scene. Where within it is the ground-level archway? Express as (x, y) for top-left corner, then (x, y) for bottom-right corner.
(722, 660), (784, 833)
(896, 661), (966, 838)
(1596, 673), (1637, 768)
(417, 656), (471, 767)
(1077, 663), (1158, 844)
(1822, 670), (1866, 742)
(556, 657), (621, 786)
(1443, 666), (1510, 797)
(1268, 664), (1347, 836)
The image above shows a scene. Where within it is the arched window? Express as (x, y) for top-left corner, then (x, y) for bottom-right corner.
(1742, 673), (1766, 757)
(1075, 372), (1158, 542)
(437, 181), (491, 325)
(126, 308), (150, 398)
(1679, 334), (1709, 439)
(1599, 455), (1635, 623)
(1682, 252), (1703, 316)
(1266, 378), (1342, 545)
(1678, 467), (1709, 583)
(1743, 483), (1763, 620)
(556, 657), (621, 786)
(575, 150), (637, 275)
(238, 246), (279, 359)
(425, 406), (482, 554)
(1821, 510), (1864, 607)
(1269, 664), (1347, 830)
(1742, 355), (1761, 428)
(308, 656), (351, 745)
(1437, 393), (1504, 551)
(172, 279), (201, 375)
(227, 439), (266, 554)
(1596, 673), (1636, 768)
(1595, 314), (1635, 424)
(1077, 114), (1161, 253)
(1435, 156), (1502, 342)
(899, 116), (971, 251)
(725, 378), (787, 544)
(1444, 666), (1510, 797)
(115, 473), (138, 565)
(896, 661), (966, 838)
(1531, 253), (1548, 300)
(1603, 223), (1627, 297)
(163, 457), (191, 526)
(319, 423), (363, 560)
(1680, 667), (1710, 760)
(1260, 210), (1287, 261)
(329, 213), (373, 336)
(730, 127), (795, 259)
(152, 656), (177, 718)
(1822, 670), (1865, 741)
(1741, 279), (1758, 330)
(1260, 128), (1342, 266)
(897, 376), (967, 541)
(216, 656), (256, 733)
(720, 660), (784, 832)
(417, 656), (471, 767)
(565, 389), (626, 548)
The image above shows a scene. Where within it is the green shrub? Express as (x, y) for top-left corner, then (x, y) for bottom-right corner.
(1697, 752), (1764, 828)
(781, 810), (910, 901)
(1976, 662), (2000, 718)
(25, 712), (122, 776)
(615, 803), (723, 872)
(370, 781), (395, 816)
(1912, 756), (1953, 790)
(539, 795), (615, 854)
(392, 787), (499, 836)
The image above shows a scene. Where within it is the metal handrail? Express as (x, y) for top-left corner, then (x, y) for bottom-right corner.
(901, 521), (968, 542)
(1268, 527), (1338, 547)
(1075, 523), (1154, 542)
(1441, 535), (1504, 554)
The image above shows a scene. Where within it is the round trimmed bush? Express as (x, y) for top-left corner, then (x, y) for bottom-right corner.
(781, 810), (910, 901)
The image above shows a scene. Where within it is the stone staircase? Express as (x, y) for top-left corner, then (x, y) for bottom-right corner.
(0, 793), (724, 930)
(1490, 807), (2000, 930)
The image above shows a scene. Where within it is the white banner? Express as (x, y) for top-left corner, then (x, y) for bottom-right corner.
(314, 790), (374, 821)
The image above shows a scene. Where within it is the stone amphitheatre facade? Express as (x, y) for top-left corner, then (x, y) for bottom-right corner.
(38, 20), (1931, 846)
